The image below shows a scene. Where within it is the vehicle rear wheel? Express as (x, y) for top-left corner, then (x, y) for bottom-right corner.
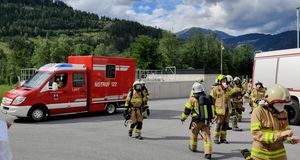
(285, 99), (300, 125)
(28, 107), (46, 122)
(106, 103), (117, 115)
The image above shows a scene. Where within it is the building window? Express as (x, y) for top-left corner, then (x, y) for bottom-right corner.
(73, 73), (85, 87)
(106, 65), (116, 78)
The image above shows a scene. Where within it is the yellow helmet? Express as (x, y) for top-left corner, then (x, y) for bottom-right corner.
(265, 84), (291, 104)
(217, 74), (225, 81)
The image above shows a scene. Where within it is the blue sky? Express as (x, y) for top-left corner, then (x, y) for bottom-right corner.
(63, 0), (298, 36)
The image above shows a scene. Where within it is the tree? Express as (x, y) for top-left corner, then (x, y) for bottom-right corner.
(0, 49), (8, 84)
(157, 31), (181, 68)
(92, 43), (118, 56)
(126, 35), (160, 69)
(31, 37), (51, 68)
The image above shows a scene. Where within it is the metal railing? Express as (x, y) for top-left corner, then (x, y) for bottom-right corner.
(20, 68), (36, 82)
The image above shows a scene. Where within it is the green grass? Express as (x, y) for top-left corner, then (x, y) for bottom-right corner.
(0, 84), (16, 100)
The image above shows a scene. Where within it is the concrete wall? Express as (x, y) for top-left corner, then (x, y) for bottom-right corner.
(145, 74), (218, 99)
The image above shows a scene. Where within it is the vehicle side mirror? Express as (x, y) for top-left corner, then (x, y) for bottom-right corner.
(52, 82), (58, 91)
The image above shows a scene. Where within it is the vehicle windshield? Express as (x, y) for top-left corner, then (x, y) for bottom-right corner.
(23, 71), (52, 89)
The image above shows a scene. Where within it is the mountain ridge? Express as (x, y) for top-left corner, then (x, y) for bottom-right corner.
(176, 27), (297, 51)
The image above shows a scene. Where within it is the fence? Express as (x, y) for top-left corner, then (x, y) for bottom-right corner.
(20, 68), (36, 82)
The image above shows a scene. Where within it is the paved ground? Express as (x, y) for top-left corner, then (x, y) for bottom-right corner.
(2, 98), (300, 160)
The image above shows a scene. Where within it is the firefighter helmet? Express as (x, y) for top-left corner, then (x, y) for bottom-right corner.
(217, 75), (225, 82)
(192, 82), (205, 93)
(265, 84), (291, 104)
(234, 77), (241, 82)
(226, 75), (233, 82)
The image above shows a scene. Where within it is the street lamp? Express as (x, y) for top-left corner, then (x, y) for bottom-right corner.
(220, 41), (225, 74)
(297, 7), (299, 48)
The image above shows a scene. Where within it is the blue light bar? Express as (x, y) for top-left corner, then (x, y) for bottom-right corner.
(56, 64), (73, 68)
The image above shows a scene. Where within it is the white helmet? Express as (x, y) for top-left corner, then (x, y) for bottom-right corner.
(234, 77), (241, 82)
(192, 82), (205, 93)
(226, 75), (233, 82)
(215, 78), (218, 84)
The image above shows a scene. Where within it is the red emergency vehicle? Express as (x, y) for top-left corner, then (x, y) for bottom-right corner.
(1, 56), (136, 121)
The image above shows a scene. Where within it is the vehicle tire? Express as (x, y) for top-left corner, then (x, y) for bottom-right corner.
(285, 99), (300, 125)
(106, 103), (117, 115)
(28, 107), (46, 122)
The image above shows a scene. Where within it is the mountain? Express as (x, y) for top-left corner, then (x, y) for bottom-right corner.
(0, 0), (162, 51)
(176, 27), (233, 40)
(176, 27), (297, 51)
(223, 31), (297, 51)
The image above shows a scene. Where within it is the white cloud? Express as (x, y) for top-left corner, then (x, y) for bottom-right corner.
(62, 0), (299, 36)
(139, 5), (151, 11)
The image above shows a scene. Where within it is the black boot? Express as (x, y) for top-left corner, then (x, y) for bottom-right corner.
(135, 136), (143, 140)
(214, 140), (220, 144)
(232, 127), (243, 131)
(128, 131), (132, 137)
(220, 139), (229, 144)
(188, 145), (196, 152)
(205, 154), (212, 159)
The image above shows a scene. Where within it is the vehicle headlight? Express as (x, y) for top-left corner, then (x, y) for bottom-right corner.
(12, 96), (26, 105)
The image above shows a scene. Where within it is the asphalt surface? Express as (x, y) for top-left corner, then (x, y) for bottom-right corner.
(2, 98), (300, 160)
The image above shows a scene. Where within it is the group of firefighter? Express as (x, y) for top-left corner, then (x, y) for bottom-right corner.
(123, 75), (299, 160)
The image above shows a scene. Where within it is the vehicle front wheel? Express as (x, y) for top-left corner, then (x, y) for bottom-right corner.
(106, 103), (117, 115)
(28, 107), (46, 122)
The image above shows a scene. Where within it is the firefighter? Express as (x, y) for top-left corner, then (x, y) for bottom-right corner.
(123, 81), (147, 140)
(247, 79), (253, 94)
(225, 75), (234, 130)
(250, 81), (266, 114)
(248, 84), (300, 160)
(242, 79), (248, 92)
(210, 75), (232, 144)
(140, 80), (150, 118)
(181, 82), (213, 159)
(230, 77), (245, 131)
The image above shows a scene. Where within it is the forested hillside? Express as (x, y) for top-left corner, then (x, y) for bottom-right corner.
(0, 0), (253, 85)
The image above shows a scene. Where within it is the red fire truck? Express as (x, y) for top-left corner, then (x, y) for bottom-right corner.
(1, 56), (136, 121)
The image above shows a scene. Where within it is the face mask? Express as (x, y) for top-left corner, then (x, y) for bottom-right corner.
(134, 84), (142, 91)
(273, 103), (285, 112)
(222, 82), (227, 88)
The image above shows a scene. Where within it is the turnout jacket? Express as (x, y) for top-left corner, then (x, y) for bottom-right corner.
(251, 106), (289, 160)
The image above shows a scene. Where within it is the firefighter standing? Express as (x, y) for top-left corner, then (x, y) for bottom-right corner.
(249, 84), (300, 160)
(230, 77), (245, 131)
(250, 81), (266, 114)
(181, 82), (213, 159)
(123, 81), (147, 140)
(225, 75), (234, 130)
(210, 75), (232, 144)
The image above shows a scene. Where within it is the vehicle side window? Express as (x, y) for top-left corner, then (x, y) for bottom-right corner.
(50, 73), (68, 89)
(73, 73), (85, 87)
(106, 65), (115, 78)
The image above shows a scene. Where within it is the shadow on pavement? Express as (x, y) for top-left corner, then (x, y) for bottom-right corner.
(213, 149), (244, 160)
(13, 109), (182, 124)
(143, 136), (189, 140)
